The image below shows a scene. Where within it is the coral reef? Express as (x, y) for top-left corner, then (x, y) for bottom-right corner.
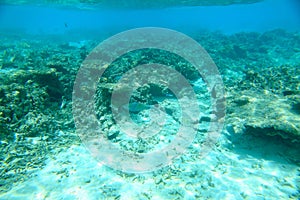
(194, 30), (300, 142)
(0, 36), (91, 192)
(0, 29), (299, 195)
(226, 89), (300, 142)
(225, 64), (300, 142)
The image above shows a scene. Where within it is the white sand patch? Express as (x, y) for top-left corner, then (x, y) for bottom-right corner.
(0, 132), (299, 199)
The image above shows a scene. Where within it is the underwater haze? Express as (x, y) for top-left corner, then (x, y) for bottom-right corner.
(0, 0), (300, 199)
(0, 0), (300, 35)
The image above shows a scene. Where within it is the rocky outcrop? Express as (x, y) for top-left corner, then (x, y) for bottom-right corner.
(226, 89), (300, 142)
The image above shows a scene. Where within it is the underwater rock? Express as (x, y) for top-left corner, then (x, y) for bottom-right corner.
(0, 35), (89, 193)
(0, 67), (74, 140)
(227, 90), (300, 142)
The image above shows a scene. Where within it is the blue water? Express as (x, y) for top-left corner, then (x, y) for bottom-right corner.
(0, 0), (299, 36)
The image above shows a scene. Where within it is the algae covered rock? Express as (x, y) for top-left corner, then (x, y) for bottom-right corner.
(0, 68), (64, 139)
(0, 37), (82, 193)
(227, 89), (300, 142)
(224, 61), (300, 142)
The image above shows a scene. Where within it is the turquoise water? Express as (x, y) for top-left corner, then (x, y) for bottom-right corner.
(0, 0), (300, 199)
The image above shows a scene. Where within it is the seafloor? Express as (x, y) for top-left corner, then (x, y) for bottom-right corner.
(0, 29), (299, 199)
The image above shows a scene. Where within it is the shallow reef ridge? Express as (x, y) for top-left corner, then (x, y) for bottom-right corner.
(2, 0), (264, 8)
(0, 29), (299, 197)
